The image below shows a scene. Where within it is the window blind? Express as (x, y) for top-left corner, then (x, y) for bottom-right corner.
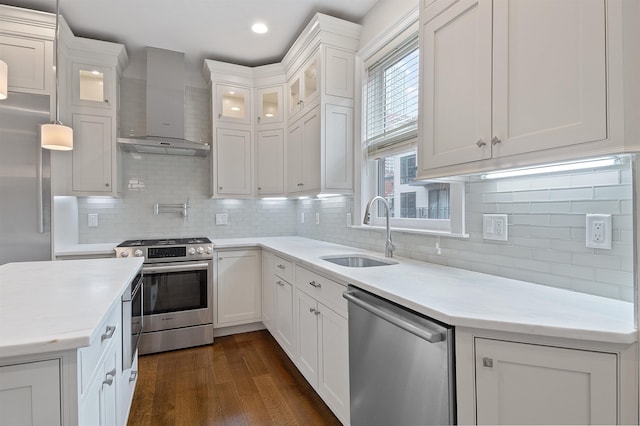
(366, 35), (419, 155)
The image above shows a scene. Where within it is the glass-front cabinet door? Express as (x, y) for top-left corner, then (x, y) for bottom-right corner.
(72, 63), (112, 109)
(215, 84), (251, 125)
(257, 86), (283, 125)
(289, 76), (301, 115)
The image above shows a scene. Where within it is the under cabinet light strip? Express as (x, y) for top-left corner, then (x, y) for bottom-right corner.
(481, 157), (620, 180)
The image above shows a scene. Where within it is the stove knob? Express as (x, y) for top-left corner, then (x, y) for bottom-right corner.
(196, 247), (204, 254)
(206, 246), (213, 254)
(188, 247), (196, 255)
(134, 249), (143, 257)
(120, 251), (129, 258)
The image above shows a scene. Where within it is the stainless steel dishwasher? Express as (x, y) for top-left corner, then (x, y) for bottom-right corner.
(343, 286), (455, 426)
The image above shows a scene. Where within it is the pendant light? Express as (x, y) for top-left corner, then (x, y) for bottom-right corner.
(0, 59), (7, 100)
(41, 0), (73, 150)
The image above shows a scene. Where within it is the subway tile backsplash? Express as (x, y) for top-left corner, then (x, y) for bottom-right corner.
(296, 163), (634, 302)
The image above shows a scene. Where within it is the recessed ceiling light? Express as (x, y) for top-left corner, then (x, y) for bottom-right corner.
(252, 22), (268, 34)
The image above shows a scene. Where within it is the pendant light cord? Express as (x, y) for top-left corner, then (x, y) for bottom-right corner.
(54, 0), (60, 123)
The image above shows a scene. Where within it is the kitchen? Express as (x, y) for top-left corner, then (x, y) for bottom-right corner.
(1, 0), (639, 425)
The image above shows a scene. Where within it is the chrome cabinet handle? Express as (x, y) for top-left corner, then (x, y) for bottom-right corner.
(129, 370), (138, 382)
(103, 368), (116, 386)
(308, 280), (321, 288)
(297, 183), (304, 186)
(476, 139), (486, 148)
(101, 325), (116, 342)
(309, 307), (316, 314)
(257, 117), (261, 123)
(277, 264), (285, 269)
(482, 357), (494, 368)
(314, 309), (320, 316)
(491, 136), (501, 146)
(218, 113), (222, 119)
(276, 280), (285, 286)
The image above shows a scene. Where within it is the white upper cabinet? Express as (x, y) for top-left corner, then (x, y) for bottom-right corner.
(0, 6), (54, 96)
(257, 85), (284, 125)
(215, 84), (252, 126)
(72, 63), (112, 109)
(214, 128), (253, 196)
(288, 53), (320, 120)
(257, 128), (285, 196)
(419, 0), (616, 178)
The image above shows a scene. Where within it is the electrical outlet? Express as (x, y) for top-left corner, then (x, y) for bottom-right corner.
(300, 212), (305, 223)
(215, 213), (228, 225)
(586, 214), (612, 249)
(315, 212), (320, 225)
(483, 214), (508, 241)
(88, 213), (98, 227)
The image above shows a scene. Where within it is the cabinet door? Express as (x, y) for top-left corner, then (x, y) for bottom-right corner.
(295, 289), (319, 388)
(257, 86), (283, 125)
(324, 104), (353, 191)
(72, 114), (113, 193)
(288, 74), (301, 116)
(275, 278), (295, 358)
(216, 84), (251, 125)
(0, 359), (61, 426)
(257, 129), (284, 196)
(324, 47), (354, 99)
(118, 352), (138, 426)
(302, 54), (320, 109)
(491, 0), (607, 157)
(287, 118), (304, 194)
(0, 34), (49, 94)
(261, 251), (275, 333)
(419, 0), (492, 172)
(216, 250), (262, 326)
(318, 304), (350, 425)
(215, 128), (252, 196)
(80, 345), (118, 426)
(475, 338), (617, 425)
(72, 62), (112, 109)
(301, 107), (321, 192)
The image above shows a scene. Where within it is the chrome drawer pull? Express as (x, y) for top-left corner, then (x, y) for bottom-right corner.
(309, 307), (316, 314)
(308, 280), (321, 288)
(277, 264), (285, 269)
(101, 325), (116, 342)
(482, 357), (494, 368)
(491, 136), (501, 146)
(476, 138), (486, 148)
(276, 280), (285, 286)
(103, 368), (116, 386)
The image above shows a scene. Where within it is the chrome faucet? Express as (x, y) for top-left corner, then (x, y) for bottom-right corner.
(363, 196), (395, 258)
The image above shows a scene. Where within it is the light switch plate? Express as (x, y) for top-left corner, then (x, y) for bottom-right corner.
(215, 213), (228, 225)
(586, 214), (612, 249)
(88, 213), (98, 227)
(483, 214), (508, 241)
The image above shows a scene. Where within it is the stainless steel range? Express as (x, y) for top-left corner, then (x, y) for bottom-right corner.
(115, 237), (214, 354)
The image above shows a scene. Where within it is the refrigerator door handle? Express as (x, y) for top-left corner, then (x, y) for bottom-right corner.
(36, 133), (44, 234)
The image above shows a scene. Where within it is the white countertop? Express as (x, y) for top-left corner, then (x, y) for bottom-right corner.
(54, 242), (119, 257)
(0, 257), (144, 359)
(214, 236), (637, 344)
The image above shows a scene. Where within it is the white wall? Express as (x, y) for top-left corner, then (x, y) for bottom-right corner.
(359, 0), (418, 49)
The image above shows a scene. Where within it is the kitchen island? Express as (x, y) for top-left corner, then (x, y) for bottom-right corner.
(0, 257), (143, 426)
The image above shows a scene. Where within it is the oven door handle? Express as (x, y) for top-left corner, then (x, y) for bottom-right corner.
(143, 262), (211, 274)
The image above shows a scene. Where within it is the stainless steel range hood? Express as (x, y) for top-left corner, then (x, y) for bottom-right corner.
(117, 47), (210, 157)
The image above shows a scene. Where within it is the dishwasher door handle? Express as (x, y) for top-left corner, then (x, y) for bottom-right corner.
(343, 290), (445, 343)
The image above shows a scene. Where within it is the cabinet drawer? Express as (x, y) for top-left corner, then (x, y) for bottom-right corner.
(78, 301), (120, 395)
(295, 266), (347, 317)
(274, 256), (293, 281)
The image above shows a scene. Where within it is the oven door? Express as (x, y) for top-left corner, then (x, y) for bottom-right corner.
(142, 260), (213, 332)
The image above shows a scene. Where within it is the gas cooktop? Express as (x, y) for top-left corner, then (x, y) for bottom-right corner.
(117, 237), (212, 248)
(115, 237), (213, 263)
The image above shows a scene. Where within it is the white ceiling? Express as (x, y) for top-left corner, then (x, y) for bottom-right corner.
(5, 0), (379, 82)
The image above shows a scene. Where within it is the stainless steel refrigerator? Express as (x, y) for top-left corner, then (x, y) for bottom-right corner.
(0, 92), (52, 264)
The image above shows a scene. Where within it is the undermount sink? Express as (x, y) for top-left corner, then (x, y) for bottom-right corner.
(320, 254), (398, 268)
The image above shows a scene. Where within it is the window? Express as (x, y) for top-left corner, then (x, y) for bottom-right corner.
(362, 30), (465, 236)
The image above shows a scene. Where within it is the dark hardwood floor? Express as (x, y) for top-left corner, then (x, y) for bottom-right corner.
(127, 330), (342, 426)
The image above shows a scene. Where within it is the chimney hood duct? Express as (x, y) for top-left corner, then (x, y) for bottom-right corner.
(117, 47), (210, 157)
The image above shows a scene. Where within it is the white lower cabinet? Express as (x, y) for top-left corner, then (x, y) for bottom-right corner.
(475, 338), (617, 425)
(274, 275), (296, 358)
(294, 266), (350, 425)
(0, 359), (61, 426)
(261, 250), (276, 333)
(80, 344), (118, 426)
(456, 327), (637, 425)
(118, 352), (138, 426)
(216, 249), (262, 327)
